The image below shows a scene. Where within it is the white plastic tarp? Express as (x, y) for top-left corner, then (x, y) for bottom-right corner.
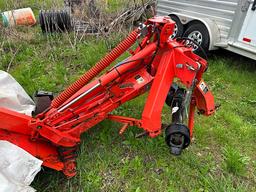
(0, 70), (35, 115)
(0, 141), (43, 192)
(0, 70), (41, 192)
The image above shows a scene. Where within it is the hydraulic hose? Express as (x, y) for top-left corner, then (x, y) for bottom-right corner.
(51, 29), (139, 108)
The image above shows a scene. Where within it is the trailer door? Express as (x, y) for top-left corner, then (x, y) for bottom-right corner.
(238, 1), (256, 47)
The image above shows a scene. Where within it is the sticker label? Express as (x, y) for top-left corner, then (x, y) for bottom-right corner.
(135, 75), (144, 84)
(199, 81), (209, 94)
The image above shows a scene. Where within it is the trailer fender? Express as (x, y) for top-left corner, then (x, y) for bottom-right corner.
(169, 13), (221, 51)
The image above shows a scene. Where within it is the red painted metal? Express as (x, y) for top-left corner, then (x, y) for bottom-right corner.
(194, 80), (215, 116)
(0, 107), (32, 135)
(51, 29), (139, 108)
(0, 16), (216, 178)
(188, 100), (196, 137)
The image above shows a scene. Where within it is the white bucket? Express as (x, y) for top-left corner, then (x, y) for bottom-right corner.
(1, 7), (36, 27)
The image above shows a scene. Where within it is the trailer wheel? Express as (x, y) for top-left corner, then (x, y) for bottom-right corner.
(169, 16), (184, 39)
(183, 23), (209, 56)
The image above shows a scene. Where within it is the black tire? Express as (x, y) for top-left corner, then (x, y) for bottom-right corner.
(169, 15), (184, 39)
(183, 23), (210, 57)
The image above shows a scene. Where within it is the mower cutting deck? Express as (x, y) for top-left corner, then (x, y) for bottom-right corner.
(0, 16), (216, 178)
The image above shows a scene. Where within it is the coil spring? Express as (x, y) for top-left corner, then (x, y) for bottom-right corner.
(58, 146), (78, 161)
(58, 146), (78, 178)
(51, 29), (139, 108)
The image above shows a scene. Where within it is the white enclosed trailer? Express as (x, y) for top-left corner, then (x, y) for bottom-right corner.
(156, 0), (256, 60)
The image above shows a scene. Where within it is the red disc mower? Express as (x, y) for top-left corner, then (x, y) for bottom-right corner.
(0, 16), (216, 178)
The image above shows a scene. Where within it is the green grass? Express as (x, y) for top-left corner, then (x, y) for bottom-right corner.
(1, 1), (256, 192)
(222, 146), (250, 176)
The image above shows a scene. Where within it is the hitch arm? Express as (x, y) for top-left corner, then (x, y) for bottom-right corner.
(142, 51), (175, 137)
